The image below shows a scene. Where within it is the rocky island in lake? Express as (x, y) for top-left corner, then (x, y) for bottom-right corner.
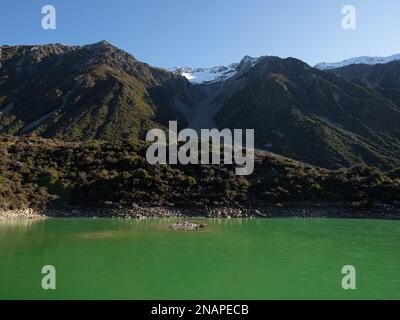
(169, 221), (205, 231)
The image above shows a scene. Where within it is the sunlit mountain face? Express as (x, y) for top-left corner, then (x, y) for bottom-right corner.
(1, 42), (400, 169)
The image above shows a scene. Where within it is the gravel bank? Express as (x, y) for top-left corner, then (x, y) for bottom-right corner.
(0, 208), (46, 220)
(1, 202), (399, 220)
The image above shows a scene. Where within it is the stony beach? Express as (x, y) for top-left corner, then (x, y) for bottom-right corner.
(1, 202), (399, 220)
(0, 208), (47, 220)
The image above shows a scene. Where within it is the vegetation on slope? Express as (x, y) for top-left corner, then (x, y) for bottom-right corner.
(0, 136), (399, 211)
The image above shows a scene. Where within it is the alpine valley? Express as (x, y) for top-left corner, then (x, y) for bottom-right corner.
(1, 41), (400, 170)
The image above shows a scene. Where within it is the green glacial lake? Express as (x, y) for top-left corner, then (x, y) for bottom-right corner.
(0, 218), (399, 300)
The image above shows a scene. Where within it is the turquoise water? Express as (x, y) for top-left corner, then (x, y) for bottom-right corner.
(0, 218), (399, 300)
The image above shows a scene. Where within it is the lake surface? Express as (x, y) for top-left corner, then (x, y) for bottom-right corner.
(0, 218), (399, 300)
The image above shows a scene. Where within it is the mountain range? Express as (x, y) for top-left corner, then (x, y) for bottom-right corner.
(1, 41), (400, 170)
(315, 54), (400, 70)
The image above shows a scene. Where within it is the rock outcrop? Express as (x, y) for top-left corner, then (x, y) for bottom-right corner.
(169, 221), (205, 231)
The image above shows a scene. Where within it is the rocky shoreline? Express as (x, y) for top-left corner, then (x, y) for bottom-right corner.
(1, 202), (399, 220)
(0, 208), (47, 220)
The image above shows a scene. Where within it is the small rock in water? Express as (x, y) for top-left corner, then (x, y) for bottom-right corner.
(169, 221), (205, 231)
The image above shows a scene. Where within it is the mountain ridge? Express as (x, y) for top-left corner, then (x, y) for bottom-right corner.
(315, 53), (400, 70)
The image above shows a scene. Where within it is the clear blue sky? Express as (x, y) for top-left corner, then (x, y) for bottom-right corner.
(1, 0), (399, 68)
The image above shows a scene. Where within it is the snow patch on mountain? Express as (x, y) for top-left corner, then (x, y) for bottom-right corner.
(315, 54), (400, 70)
(170, 56), (260, 84)
(169, 64), (238, 84)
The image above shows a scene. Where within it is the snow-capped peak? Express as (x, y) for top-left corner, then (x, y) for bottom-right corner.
(169, 56), (260, 84)
(315, 54), (400, 70)
(169, 64), (238, 84)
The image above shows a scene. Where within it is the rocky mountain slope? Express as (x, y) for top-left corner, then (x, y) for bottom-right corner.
(330, 60), (400, 105)
(0, 41), (194, 141)
(211, 56), (400, 169)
